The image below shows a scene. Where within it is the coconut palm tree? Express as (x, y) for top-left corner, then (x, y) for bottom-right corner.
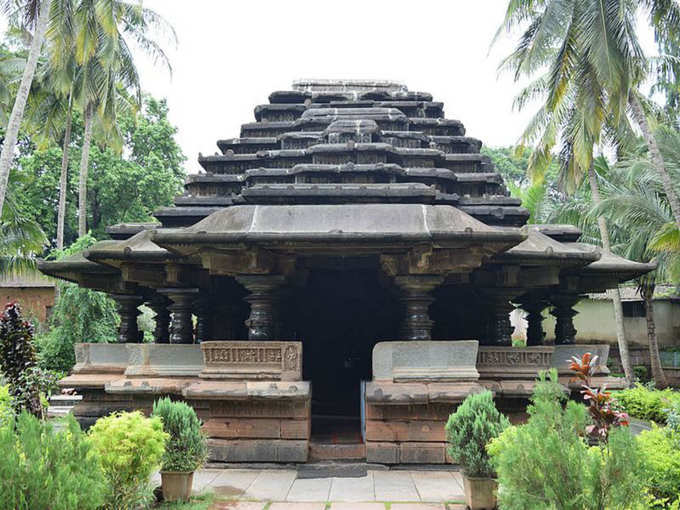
(593, 136), (680, 387)
(0, 0), (52, 225)
(496, 0), (638, 384)
(68, 0), (174, 237)
(0, 173), (47, 275)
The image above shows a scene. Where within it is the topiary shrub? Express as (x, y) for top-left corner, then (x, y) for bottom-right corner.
(488, 370), (644, 510)
(0, 302), (57, 418)
(445, 390), (509, 478)
(0, 412), (106, 510)
(88, 411), (168, 509)
(152, 397), (208, 473)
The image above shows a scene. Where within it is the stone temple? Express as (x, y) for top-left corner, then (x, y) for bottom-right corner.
(40, 79), (653, 464)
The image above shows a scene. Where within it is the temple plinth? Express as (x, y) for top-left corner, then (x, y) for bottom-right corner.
(39, 79), (654, 465)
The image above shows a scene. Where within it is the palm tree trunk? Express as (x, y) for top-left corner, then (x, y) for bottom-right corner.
(0, 0), (52, 218)
(629, 92), (680, 230)
(78, 104), (93, 238)
(588, 163), (634, 386)
(56, 96), (73, 249)
(641, 283), (668, 388)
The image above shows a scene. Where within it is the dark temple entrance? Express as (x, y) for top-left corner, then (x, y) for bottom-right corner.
(283, 260), (400, 452)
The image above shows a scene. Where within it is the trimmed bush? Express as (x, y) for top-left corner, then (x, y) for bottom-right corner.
(89, 411), (168, 509)
(637, 425), (680, 508)
(613, 384), (680, 424)
(445, 390), (509, 478)
(0, 412), (106, 510)
(488, 371), (644, 510)
(152, 397), (207, 473)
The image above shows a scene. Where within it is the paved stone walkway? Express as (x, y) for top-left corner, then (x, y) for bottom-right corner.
(154, 469), (465, 508)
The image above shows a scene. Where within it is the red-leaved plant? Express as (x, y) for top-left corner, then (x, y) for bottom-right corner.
(569, 353), (629, 442)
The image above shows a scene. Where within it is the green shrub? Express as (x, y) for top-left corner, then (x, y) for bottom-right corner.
(89, 411), (168, 509)
(0, 385), (12, 428)
(613, 384), (680, 423)
(152, 398), (208, 473)
(445, 390), (509, 478)
(637, 425), (680, 507)
(0, 412), (106, 510)
(488, 370), (644, 510)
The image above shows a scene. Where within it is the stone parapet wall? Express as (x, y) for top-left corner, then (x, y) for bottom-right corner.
(62, 342), (311, 463)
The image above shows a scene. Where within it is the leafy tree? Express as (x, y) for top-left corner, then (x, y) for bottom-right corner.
(10, 96), (185, 245)
(35, 234), (118, 373)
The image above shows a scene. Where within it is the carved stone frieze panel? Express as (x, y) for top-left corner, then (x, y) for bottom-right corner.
(476, 346), (554, 379)
(200, 341), (302, 381)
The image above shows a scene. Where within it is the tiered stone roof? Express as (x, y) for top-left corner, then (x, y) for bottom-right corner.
(154, 79), (528, 229)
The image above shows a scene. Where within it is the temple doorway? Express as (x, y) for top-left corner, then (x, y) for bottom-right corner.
(283, 260), (400, 454)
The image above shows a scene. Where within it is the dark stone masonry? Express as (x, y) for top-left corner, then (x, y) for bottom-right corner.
(40, 79), (652, 464)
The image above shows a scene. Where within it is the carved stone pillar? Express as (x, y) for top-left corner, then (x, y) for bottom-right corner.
(160, 288), (198, 344)
(148, 295), (171, 344)
(111, 294), (143, 344)
(480, 289), (518, 346)
(518, 296), (549, 346)
(236, 275), (286, 340)
(551, 293), (580, 345)
(194, 295), (213, 344)
(394, 276), (444, 341)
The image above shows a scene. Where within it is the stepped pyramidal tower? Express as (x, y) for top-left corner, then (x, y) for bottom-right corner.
(41, 79), (652, 464)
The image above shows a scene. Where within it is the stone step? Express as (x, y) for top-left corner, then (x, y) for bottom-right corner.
(308, 441), (366, 462)
(296, 461), (372, 479)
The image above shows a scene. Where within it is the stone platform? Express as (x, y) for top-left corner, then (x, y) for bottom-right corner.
(60, 340), (623, 465)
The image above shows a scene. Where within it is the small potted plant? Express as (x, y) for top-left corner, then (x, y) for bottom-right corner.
(152, 397), (208, 502)
(445, 390), (509, 510)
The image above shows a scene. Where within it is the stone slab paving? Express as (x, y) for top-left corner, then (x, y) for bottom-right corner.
(286, 477), (332, 502)
(328, 471), (375, 502)
(211, 504), (465, 510)
(189, 467), (464, 508)
(373, 470), (420, 501)
(241, 470), (297, 501)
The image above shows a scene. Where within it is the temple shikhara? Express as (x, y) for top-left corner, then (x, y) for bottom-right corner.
(40, 79), (653, 464)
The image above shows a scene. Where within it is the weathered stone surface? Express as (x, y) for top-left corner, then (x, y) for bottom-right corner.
(201, 417), (310, 440)
(372, 341), (479, 382)
(200, 341), (302, 381)
(208, 400), (310, 419)
(366, 442), (399, 464)
(366, 420), (446, 442)
(208, 439), (308, 463)
(365, 382), (483, 405)
(125, 344), (203, 377)
(105, 377), (191, 395)
(476, 346), (553, 379)
(72, 343), (129, 374)
(59, 373), (123, 389)
(553, 344), (610, 375)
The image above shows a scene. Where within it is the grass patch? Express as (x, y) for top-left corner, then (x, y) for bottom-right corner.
(154, 492), (215, 509)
